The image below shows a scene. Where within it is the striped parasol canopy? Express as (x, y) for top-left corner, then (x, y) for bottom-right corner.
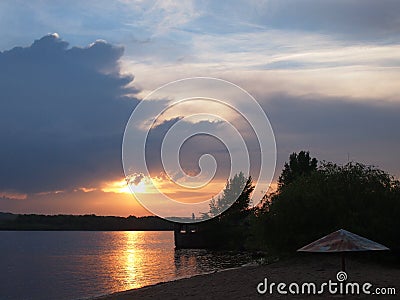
(297, 229), (389, 252)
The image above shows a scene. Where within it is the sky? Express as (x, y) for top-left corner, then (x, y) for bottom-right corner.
(1, 0), (400, 217)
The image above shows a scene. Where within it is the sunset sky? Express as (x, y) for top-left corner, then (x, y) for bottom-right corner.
(1, 0), (400, 217)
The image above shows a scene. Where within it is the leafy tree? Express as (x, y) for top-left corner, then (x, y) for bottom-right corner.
(209, 172), (254, 219)
(209, 197), (219, 217)
(203, 172), (255, 249)
(278, 151), (318, 188)
(260, 159), (400, 254)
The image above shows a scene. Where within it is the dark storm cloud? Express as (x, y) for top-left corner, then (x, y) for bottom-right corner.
(144, 118), (230, 177)
(0, 34), (139, 194)
(139, 93), (400, 185)
(262, 95), (400, 177)
(145, 117), (262, 181)
(141, 93), (400, 186)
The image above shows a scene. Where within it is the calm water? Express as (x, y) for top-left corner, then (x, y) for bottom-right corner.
(0, 231), (252, 300)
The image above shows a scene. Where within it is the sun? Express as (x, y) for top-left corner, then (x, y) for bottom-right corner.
(101, 179), (147, 194)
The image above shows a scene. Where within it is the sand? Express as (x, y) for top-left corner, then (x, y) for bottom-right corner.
(94, 253), (399, 300)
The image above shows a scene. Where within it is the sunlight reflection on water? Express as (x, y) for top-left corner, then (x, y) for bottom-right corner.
(0, 231), (252, 300)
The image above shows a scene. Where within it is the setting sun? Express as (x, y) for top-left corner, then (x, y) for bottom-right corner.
(101, 179), (147, 194)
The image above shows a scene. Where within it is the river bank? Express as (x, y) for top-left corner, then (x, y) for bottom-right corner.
(94, 253), (400, 299)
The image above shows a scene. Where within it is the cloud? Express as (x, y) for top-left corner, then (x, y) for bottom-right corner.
(128, 173), (145, 186)
(140, 91), (400, 185)
(145, 118), (229, 178)
(122, 28), (400, 102)
(261, 0), (400, 41)
(261, 94), (400, 178)
(185, 0), (400, 41)
(0, 34), (139, 194)
(143, 110), (264, 181)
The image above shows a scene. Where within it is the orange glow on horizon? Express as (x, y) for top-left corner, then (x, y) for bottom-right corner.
(100, 176), (228, 204)
(98, 175), (277, 205)
(2, 177), (278, 217)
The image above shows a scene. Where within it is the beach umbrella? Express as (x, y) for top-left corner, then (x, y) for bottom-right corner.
(297, 229), (389, 271)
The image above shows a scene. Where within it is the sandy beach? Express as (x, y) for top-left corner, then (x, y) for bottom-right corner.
(94, 253), (399, 300)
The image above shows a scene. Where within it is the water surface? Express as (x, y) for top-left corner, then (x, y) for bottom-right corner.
(0, 231), (251, 300)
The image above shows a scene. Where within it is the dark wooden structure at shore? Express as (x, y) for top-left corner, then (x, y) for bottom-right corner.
(174, 223), (207, 249)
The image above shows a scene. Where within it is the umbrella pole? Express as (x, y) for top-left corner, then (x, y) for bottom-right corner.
(341, 252), (346, 272)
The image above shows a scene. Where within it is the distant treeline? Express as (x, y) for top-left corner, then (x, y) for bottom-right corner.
(0, 213), (175, 231)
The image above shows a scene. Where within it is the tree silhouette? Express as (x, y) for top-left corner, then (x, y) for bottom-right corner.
(203, 172), (255, 249)
(209, 172), (253, 218)
(278, 151), (318, 188)
(260, 157), (400, 254)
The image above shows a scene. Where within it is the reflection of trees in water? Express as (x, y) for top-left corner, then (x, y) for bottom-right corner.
(173, 249), (252, 277)
(173, 249), (204, 277)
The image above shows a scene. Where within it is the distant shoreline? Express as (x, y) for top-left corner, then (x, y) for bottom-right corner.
(92, 253), (400, 300)
(0, 229), (174, 231)
(0, 212), (175, 231)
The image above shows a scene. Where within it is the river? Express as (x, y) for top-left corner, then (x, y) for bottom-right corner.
(0, 231), (252, 300)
